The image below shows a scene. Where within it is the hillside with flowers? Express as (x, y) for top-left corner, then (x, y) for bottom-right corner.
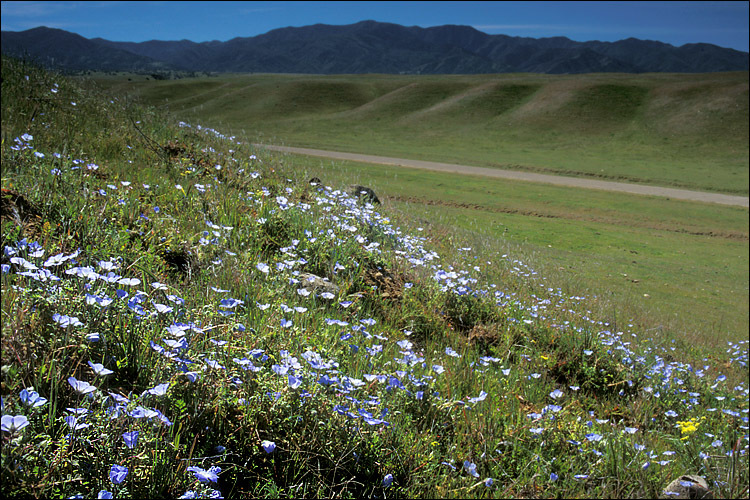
(1, 55), (748, 499)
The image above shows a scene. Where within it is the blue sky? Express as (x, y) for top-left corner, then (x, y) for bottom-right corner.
(1, 1), (748, 52)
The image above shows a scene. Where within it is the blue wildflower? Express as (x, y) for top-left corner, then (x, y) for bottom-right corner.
(1, 415), (30, 434)
(122, 431), (138, 449)
(187, 465), (220, 484)
(261, 440), (276, 453)
(109, 464), (128, 484)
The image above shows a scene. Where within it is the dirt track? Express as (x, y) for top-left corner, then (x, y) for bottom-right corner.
(254, 144), (749, 208)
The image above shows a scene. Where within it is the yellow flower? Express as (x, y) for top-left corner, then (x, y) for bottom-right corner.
(676, 417), (702, 440)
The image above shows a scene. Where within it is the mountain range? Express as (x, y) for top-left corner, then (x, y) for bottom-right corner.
(2, 21), (748, 74)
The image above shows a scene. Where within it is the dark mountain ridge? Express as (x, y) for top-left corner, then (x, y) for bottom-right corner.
(2, 21), (748, 74)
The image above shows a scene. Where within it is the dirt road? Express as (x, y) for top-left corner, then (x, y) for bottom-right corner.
(254, 144), (749, 208)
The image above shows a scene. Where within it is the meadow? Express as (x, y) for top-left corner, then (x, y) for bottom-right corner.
(92, 71), (749, 195)
(1, 56), (748, 499)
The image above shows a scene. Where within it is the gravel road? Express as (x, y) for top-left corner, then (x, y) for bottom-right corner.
(254, 144), (749, 208)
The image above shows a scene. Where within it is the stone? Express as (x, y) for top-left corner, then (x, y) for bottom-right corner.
(662, 475), (712, 499)
(298, 273), (340, 296)
(350, 185), (380, 204)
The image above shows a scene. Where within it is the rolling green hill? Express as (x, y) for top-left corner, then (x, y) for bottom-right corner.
(90, 71), (749, 195)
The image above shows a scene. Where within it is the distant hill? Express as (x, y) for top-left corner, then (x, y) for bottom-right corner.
(2, 21), (748, 74)
(0, 26), (176, 73)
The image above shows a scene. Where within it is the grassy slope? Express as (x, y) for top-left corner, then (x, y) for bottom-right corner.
(91, 71), (750, 195)
(2, 58), (748, 499)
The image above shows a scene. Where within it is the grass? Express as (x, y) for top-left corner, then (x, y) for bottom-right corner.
(89, 71), (750, 195)
(2, 56), (748, 499)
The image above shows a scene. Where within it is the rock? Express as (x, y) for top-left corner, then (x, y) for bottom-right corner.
(298, 273), (340, 296)
(350, 185), (380, 204)
(662, 475), (712, 499)
(1, 188), (41, 227)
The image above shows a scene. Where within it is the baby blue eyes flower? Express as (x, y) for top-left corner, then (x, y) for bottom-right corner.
(445, 346), (461, 357)
(549, 389), (564, 399)
(122, 431), (139, 449)
(256, 263), (270, 274)
(463, 461), (479, 478)
(67, 377), (97, 395)
(167, 294), (185, 305)
(154, 303), (173, 314)
(147, 383), (170, 397)
(2, 415), (30, 434)
(53, 313), (83, 328)
(288, 375), (302, 389)
(586, 433), (604, 442)
(97, 491), (113, 499)
(467, 391), (487, 404)
(550, 473), (559, 482)
(186, 465), (221, 483)
(20, 388), (48, 408)
(484, 477), (494, 487)
(204, 359), (224, 370)
(396, 340), (414, 350)
(665, 410), (678, 418)
(109, 464), (128, 484)
(383, 474), (394, 487)
(261, 440), (276, 453)
(88, 361), (113, 377)
(65, 415), (90, 430)
(220, 298), (244, 309)
(711, 440), (723, 448)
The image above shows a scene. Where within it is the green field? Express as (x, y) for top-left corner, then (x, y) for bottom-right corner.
(277, 153), (749, 348)
(91, 71), (750, 195)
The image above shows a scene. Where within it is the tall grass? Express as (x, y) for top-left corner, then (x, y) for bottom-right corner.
(2, 56), (748, 499)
